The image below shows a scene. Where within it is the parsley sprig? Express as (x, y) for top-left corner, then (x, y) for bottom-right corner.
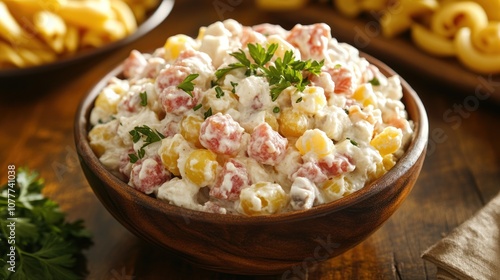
(128, 125), (165, 163)
(0, 168), (92, 280)
(177, 74), (199, 97)
(215, 43), (324, 101)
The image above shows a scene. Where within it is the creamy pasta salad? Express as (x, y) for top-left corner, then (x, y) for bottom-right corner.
(88, 20), (413, 215)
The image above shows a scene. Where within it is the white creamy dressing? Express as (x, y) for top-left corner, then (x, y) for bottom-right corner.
(88, 19), (414, 215)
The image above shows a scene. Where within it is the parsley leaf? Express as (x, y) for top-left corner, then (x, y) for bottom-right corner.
(0, 168), (92, 280)
(139, 91), (148, 106)
(368, 77), (380, 86)
(177, 74), (199, 97)
(214, 86), (224, 98)
(128, 125), (165, 162)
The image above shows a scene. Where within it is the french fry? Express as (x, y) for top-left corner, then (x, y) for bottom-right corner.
(56, 0), (113, 31)
(2, 0), (63, 19)
(64, 25), (79, 54)
(33, 11), (67, 53)
(411, 23), (455, 56)
(111, 0), (137, 34)
(0, 2), (24, 42)
(0, 0), (160, 69)
(0, 41), (24, 67)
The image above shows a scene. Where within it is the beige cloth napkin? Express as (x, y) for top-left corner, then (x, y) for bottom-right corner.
(422, 192), (500, 280)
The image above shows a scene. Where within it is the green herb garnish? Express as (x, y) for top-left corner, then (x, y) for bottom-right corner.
(0, 168), (92, 280)
(347, 137), (359, 146)
(214, 86), (224, 98)
(273, 106), (280, 113)
(177, 74), (199, 97)
(215, 43), (324, 101)
(139, 91), (148, 106)
(368, 77), (380, 86)
(204, 107), (213, 119)
(193, 104), (202, 111)
(128, 125), (165, 162)
(230, 81), (238, 93)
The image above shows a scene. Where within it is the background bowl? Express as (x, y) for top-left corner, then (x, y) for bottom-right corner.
(0, 0), (174, 80)
(75, 52), (429, 275)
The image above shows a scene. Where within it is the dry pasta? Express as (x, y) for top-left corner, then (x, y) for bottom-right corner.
(333, 0), (500, 74)
(0, 0), (159, 69)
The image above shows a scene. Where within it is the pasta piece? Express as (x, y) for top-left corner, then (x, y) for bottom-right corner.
(370, 126), (403, 156)
(431, 1), (488, 38)
(380, 0), (438, 38)
(295, 129), (334, 158)
(333, 0), (363, 18)
(455, 27), (500, 74)
(472, 22), (500, 55)
(0, 1), (24, 43)
(411, 23), (455, 57)
(110, 0), (137, 34)
(33, 11), (66, 53)
(291, 86), (327, 114)
(0, 41), (24, 67)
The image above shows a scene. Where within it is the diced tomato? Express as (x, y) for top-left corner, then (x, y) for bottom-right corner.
(286, 23), (331, 60)
(123, 50), (147, 79)
(325, 66), (356, 95)
(199, 113), (244, 155)
(129, 156), (170, 194)
(158, 86), (199, 115)
(210, 158), (249, 201)
(247, 122), (288, 166)
(317, 154), (355, 178)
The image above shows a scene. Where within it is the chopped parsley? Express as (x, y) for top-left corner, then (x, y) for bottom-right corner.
(273, 106), (280, 113)
(214, 86), (224, 98)
(128, 125), (165, 163)
(368, 77), (380, 86)
(177, 74), (199, 97)
(347, 137), (359, 146)
(204, 107), (213, 119)
(295, 97), (303, 103)
(193, 104), (202, 111)
(230, 81), (238, 93)
(139, 91), (148, 106)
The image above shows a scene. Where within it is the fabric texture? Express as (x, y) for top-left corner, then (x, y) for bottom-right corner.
(422, 192), (500, 280)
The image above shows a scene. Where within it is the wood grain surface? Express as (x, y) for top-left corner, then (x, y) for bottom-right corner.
(1, 1), (499, 279)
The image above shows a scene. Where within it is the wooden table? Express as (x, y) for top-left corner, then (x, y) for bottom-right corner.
(1, 1), (499, 279)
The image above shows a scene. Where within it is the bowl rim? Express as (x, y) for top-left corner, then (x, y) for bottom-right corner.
(0, 0), (175, 79)
(74, 51), (429, 225)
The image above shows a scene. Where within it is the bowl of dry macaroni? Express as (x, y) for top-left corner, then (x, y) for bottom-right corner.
(75, 19), (429, 274)
(0, 0), (174, 78)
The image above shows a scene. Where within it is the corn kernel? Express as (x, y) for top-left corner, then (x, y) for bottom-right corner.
(370, 126), (403, 156)
(266, 34), (300, 59)
(163, 34), (197, 60)
(352, 83), (377, 107)
(295, 129), (334, 158)
(382, 153), (396, 170)
(368, 161), (387, 182)
(321, 176), (352, 201)
(158, 134), (190, 176)
(239, 182), (287, 215)
(88, 124), (116, 157)
(278, 108), (309, 138)
(184, 149), (218, 186)
(291, 86), (327, 114)
(180, 114), (204, 148)
(264, 111), (279, 132)
(94, 85), (125, 114)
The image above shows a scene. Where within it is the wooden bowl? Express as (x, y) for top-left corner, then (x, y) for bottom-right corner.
(74, 52), (428, 275)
